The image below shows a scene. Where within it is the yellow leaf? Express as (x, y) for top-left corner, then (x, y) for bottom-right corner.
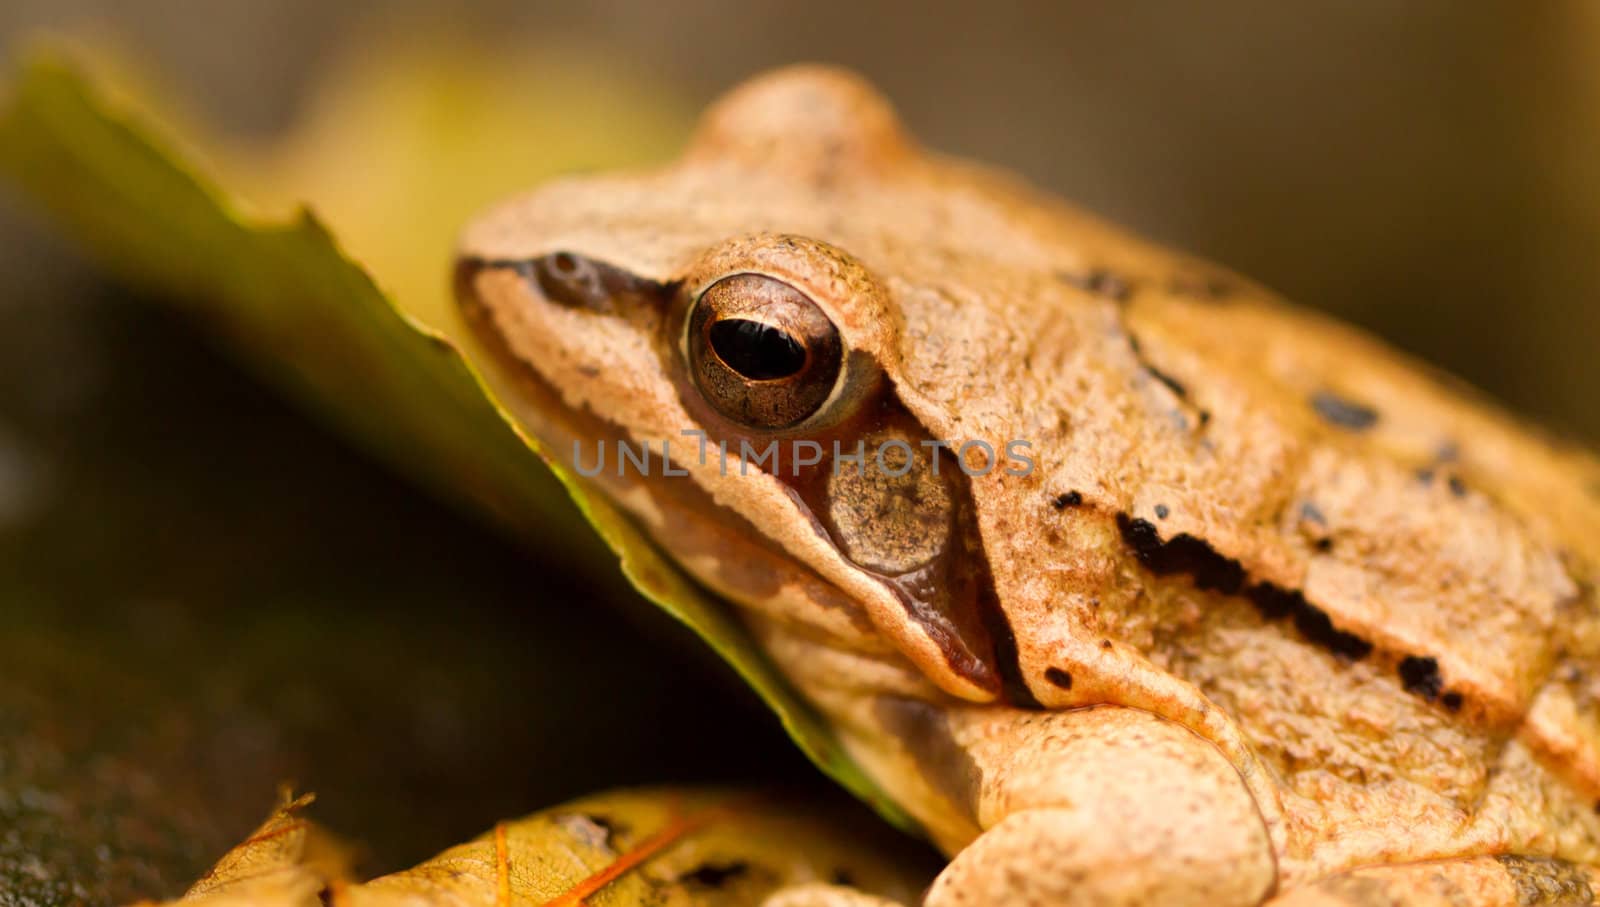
(157, 789), (932, 907)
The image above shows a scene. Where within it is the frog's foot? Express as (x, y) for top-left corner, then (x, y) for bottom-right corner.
(762, 882), (910, 907)
(918, 703), (1275, 907)
(1264, 855), (1596, 906)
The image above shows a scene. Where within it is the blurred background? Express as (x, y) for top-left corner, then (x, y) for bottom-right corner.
(0, 2), (1597, 904)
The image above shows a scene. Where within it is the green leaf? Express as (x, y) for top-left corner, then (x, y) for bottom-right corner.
(0, 41), (917, 833)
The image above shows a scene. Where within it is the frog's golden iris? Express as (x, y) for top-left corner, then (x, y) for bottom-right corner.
(685, 273), (844, 430)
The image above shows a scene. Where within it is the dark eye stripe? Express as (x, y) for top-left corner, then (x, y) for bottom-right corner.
(708, 318), (808, 380)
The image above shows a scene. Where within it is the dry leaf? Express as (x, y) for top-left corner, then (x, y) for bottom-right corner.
(156, 789), (931, 907)
(145, 792), (352, 907)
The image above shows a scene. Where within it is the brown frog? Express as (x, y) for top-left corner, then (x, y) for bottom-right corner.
(453, 65), (1600, 905)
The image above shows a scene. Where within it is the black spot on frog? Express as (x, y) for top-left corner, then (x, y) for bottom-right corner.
(1044, 667), (1073, 689)
(1118, 513), (1375, 660)
(1398, 655), (1444, 701)
(1311, 391), (1379, 431)
(1051, 490), (1083, 510)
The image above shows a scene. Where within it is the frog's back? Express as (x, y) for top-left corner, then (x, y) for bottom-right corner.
(929, 158), (1600, 873)
(694, 68), (1600, 872)
(692, 71), (1600, 872)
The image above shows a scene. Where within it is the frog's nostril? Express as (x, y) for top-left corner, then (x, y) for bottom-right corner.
(524, 252), (666, 315)
(533, 251), (606, 311)
(550, 251), (580, 276)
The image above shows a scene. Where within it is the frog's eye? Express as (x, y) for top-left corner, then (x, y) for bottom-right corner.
(686, 274), (844, 430)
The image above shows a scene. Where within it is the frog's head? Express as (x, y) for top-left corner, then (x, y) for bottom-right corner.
(454, 66), (1087, 706)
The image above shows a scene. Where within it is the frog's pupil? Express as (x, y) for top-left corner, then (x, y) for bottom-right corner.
(709, 318), (807, 380)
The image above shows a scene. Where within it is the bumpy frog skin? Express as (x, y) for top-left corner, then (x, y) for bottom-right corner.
(455, 66), (1600, 905)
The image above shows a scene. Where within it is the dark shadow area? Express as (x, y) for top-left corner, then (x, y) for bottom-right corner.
(0, 286), (831, 903)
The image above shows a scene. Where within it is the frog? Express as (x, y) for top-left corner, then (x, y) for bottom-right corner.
(452, 64), (1600, 906)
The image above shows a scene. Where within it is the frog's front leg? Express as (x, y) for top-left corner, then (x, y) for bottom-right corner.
(917, 703), (1276, 906)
